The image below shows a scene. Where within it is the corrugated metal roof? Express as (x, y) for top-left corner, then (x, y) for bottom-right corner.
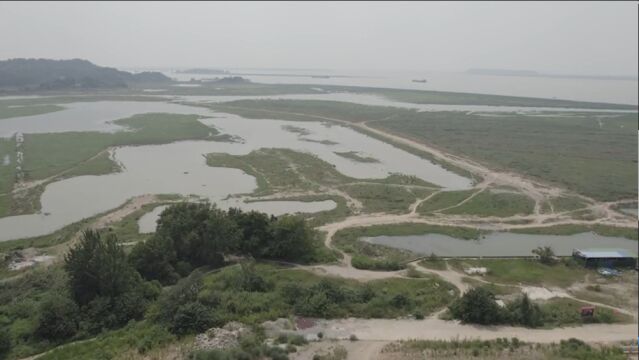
(574, 248), (637, 259)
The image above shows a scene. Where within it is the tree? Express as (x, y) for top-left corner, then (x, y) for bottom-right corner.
(36, 293), (79, 340)
(265, 215), (315, 261)
(228, 208), (274, 257)
(170, 302), (215, 335)
(0, 328), (10, 359)
(64, 230), (159, 333)
(507, 293), (543, 327)
(449, 287), (505, 325)
(65, 230), (140, 306)
(532, 246), (556, 265)
(155, 203), (240, 268)
(130, 234), (179, 284)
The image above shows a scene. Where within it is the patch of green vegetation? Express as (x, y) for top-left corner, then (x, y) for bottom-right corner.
(333, 151), (379, 163)
(416, 190), (475, 214)
(207, 149), (437, 214)
(211, 100), (473, 178)
(371, 111), (638, 201)
(251, 194), (351, 228)
(418, 256), (447, 271)
(510, 224), (638, 240)
(22, 113), (215, 181)
(550, 195), (589, 213)
(443, 190), (535, 217)
(61, 150), (120, 179)
(198, 263), (457, 322)
(540, 298), (633, 327)
(333, 223), (481, 270)
(36, 321), (175, 360)
(0, 137), (16, 217)
(451, 259), (588, 287)
(0, 103), (64, 120)
(281, 124), (311, 136)
(340, 183), (427, 214)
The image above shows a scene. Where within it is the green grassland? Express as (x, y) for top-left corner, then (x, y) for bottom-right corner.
(0, 103), (64, 120)
(371, 111), (638, 201)
(449, 258), (589, 287)
(22, 113), (215, 181)
(0, 137), (16, 216)
(211, 99), (637, 201)
(209, 100), (474, 178)
(142, 81), (637, 110)
(207, 148), (438, 215)
(416, 190), (476, 214)
(382, 337), (629, 359)
(341, 183), (430, 214)
(442, 190), (535, 217)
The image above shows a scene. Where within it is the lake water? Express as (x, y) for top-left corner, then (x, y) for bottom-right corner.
(166, 93), (635, 114)
(0, 102), (472, 241)
(0, 101), (215, 138)
(137, 199), (337, 234)
(364, 232), (639, 257)
(155, 68), (638, 105)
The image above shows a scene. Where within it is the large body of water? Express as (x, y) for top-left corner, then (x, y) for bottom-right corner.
(153, 68), (638, 106)
(0, 101), (472, 241)
(364, 232), (638, 257)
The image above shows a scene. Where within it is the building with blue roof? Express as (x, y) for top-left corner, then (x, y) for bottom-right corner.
(572, 248), (638, 268)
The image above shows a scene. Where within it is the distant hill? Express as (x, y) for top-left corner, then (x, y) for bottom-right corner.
(176, 68), (229, 75)
(0, 58), (171, 90)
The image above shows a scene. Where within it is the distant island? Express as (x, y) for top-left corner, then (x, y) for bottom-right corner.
(0, 58), (171, 90)
(176, 68), (230, 75)
(467, 68), (638, 81)
(203, 76), (251, 84)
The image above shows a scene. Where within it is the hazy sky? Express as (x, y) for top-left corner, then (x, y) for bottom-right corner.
(0, 1), (636, 75)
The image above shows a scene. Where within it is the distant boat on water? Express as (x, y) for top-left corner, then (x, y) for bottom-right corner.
(412, 79), (427, 83)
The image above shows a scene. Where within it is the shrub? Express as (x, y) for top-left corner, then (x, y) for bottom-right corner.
(0, 328), (10, 359)
(449, 287), (505, 325)
(35, 292), (79, 341)
(170, 302), (215, 335)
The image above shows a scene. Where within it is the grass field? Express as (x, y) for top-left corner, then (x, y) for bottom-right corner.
(146, 81), (638, 109)
(212, 99), (637, 201)
(0, 137), (16, 216)
(416, 190), (475, 214)
(340, 183), (430, 214)
(0, 103), (64, 120)
(207, 148), (437, 215)
(442, 190), (535, 217)
(21, 113), (214, 181)
(371, 111), (638, 201)
(449, 258), (589, 287)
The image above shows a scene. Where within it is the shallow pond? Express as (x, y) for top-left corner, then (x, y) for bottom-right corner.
(0, 103), (471, 241)
(364, 232), (638, 257)
(0, 101), (214, 137)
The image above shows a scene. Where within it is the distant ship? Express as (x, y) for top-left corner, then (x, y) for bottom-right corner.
(412, 79), (427, 83)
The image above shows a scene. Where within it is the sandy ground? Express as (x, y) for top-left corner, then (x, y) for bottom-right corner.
(295, 317), (638, 344)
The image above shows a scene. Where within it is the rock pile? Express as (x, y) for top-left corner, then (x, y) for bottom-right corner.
(194, 322), (251, 351)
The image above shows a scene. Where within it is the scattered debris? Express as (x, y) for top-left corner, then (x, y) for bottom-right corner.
(194, 322), (251, 351)
(6, 248), (55, 271)
(464, 267), (487, 275)
(598, 268), (621, 277)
